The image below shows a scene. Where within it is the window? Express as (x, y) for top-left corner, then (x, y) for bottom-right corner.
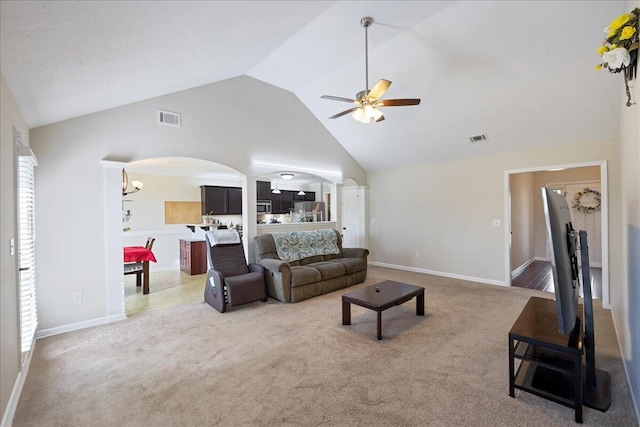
(18, 144), (37, 355)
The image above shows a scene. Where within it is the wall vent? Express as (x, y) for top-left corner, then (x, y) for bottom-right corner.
(469, 134), (487, 143)
(157, 110), (181, 128)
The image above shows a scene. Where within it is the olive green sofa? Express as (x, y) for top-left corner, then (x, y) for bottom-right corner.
(253, 229), (369, 303)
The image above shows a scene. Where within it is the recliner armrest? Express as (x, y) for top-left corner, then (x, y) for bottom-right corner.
(258, 258), (291, 274)
(342, 248), (369, 260)
(204, 269), (226, 312)
(248, 263), (264, 275)
(258, 259), (292, 302)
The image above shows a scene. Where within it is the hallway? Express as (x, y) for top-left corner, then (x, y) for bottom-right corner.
(511, 260), (602, 300)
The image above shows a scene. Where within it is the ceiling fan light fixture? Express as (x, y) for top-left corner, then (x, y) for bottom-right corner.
(352, 107), (368, 123)
(352, 105), (382, 123)
(321, 17), (420, 123)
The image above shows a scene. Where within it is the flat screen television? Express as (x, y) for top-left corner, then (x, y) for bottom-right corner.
(541, 187), (580, 335)
(540, 186), (611, 411)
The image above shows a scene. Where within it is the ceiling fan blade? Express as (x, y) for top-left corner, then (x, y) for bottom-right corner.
(378, 98), (421, 107)
(321, 95), (358, 103)
(329, 107), (361, 119)
(367, 79), (391, 101)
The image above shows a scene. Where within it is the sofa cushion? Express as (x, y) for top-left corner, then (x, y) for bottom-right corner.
(290, 266), (322, 288)
(299, 255), (325, 265)
(323, 252), (343, 261)
(308, 261), (346, 280)
(328, 258), (367, 275)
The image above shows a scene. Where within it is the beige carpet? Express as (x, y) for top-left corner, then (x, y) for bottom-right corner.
(13, 266), (636, 426)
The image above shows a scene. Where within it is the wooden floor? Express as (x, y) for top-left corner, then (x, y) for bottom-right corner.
(511, 260), (602, 300)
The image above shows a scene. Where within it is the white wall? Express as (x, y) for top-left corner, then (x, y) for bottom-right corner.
(29, 75), (366, 331)
(509, 172), (535, 272)
(122, 171), (243, 271)
(0, 74), (29, 424)
(368, 138), (620, 286)
(614, 0), (640, 415)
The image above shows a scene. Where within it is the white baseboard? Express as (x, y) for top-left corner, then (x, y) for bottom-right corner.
(0, 338), (35, 427)
(35, 313), (126, 339)
(369, 261), (506, 287)
(535, 256), (549, 262)
(511, 258), (535, 277)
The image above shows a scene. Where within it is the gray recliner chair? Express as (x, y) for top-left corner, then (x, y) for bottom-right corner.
(204, 230), (267, 313)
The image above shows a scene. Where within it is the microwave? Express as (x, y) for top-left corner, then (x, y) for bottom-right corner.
(257, 201), (272, 214)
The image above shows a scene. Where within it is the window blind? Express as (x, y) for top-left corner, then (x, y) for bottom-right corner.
(18, 145), (37, 354)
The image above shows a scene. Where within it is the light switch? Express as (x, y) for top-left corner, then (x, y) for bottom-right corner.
(492, 219), (502, 227)
(10, 238), (15, 256)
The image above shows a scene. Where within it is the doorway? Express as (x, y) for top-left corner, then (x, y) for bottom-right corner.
(105, 157), (246, 318)
(505, 161), (609, 307)
(341, 186), (366, 248)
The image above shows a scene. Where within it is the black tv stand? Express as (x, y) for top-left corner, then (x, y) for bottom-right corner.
(509, 296), (585, 422)
(509, 231), (611, 423)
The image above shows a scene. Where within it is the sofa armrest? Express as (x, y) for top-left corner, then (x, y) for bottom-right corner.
(342, 247), (369, 260)
(258, 259), (292, 303)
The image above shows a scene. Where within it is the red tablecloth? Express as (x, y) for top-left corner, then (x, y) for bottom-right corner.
(124, 246), (157, 263)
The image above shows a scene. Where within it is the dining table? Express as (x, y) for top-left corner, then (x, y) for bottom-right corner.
(123, 246), (157, 294)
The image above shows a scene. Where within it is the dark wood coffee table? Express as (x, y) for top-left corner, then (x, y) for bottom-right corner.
(342, 280), (425, 340)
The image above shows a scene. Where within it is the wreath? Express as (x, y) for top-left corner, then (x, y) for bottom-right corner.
(571, 188), (601, 214)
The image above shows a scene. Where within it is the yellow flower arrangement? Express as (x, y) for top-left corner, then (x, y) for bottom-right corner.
(597, 7), (640, 107)
(620, 25), (636, 41)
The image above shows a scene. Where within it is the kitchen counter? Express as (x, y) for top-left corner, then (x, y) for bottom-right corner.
(256, 221), (337, 235)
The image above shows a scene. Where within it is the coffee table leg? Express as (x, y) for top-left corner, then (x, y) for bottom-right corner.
(417, 291), (424, 316)
(342, 299), (351, 325)
(377, 310), (382, 340)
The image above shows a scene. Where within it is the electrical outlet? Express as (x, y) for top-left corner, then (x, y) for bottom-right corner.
(492, 219), (502, 227)
(72, 292), (83, 303)
(415, 251), (420, 258)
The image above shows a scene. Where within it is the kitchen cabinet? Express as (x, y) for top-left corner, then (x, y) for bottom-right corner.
(271, 191), (294, 214)
(257, 181), (271, 201)
(228, 187), (242, 215)
(293, 191), (316, 202)
(201, 185), (242, 215)
(281, 191), (294, 214)
(180, 239), (207, 275)
(270, 192), (282, 214)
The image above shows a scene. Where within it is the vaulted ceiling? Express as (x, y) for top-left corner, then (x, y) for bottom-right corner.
(0, 1), (626, 172)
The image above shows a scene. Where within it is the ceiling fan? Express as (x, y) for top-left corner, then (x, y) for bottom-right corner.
(321, 17), (420, 123)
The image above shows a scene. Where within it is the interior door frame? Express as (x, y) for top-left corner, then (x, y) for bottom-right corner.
(341, 186), (367, 249)
(504, 160), (609, 308)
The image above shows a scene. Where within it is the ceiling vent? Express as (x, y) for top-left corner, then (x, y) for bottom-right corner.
(469, 134), (487, 143)
(157, 110), (181, 128)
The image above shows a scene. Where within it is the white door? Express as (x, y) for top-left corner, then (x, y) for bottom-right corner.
(341, 187), (365, 248)
(564, 182), (602, 266)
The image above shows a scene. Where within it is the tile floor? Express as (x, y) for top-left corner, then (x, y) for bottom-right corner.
(124, 269), (206, 316)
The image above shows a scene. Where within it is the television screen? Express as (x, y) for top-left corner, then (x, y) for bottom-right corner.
(541, 187), (580, 335)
